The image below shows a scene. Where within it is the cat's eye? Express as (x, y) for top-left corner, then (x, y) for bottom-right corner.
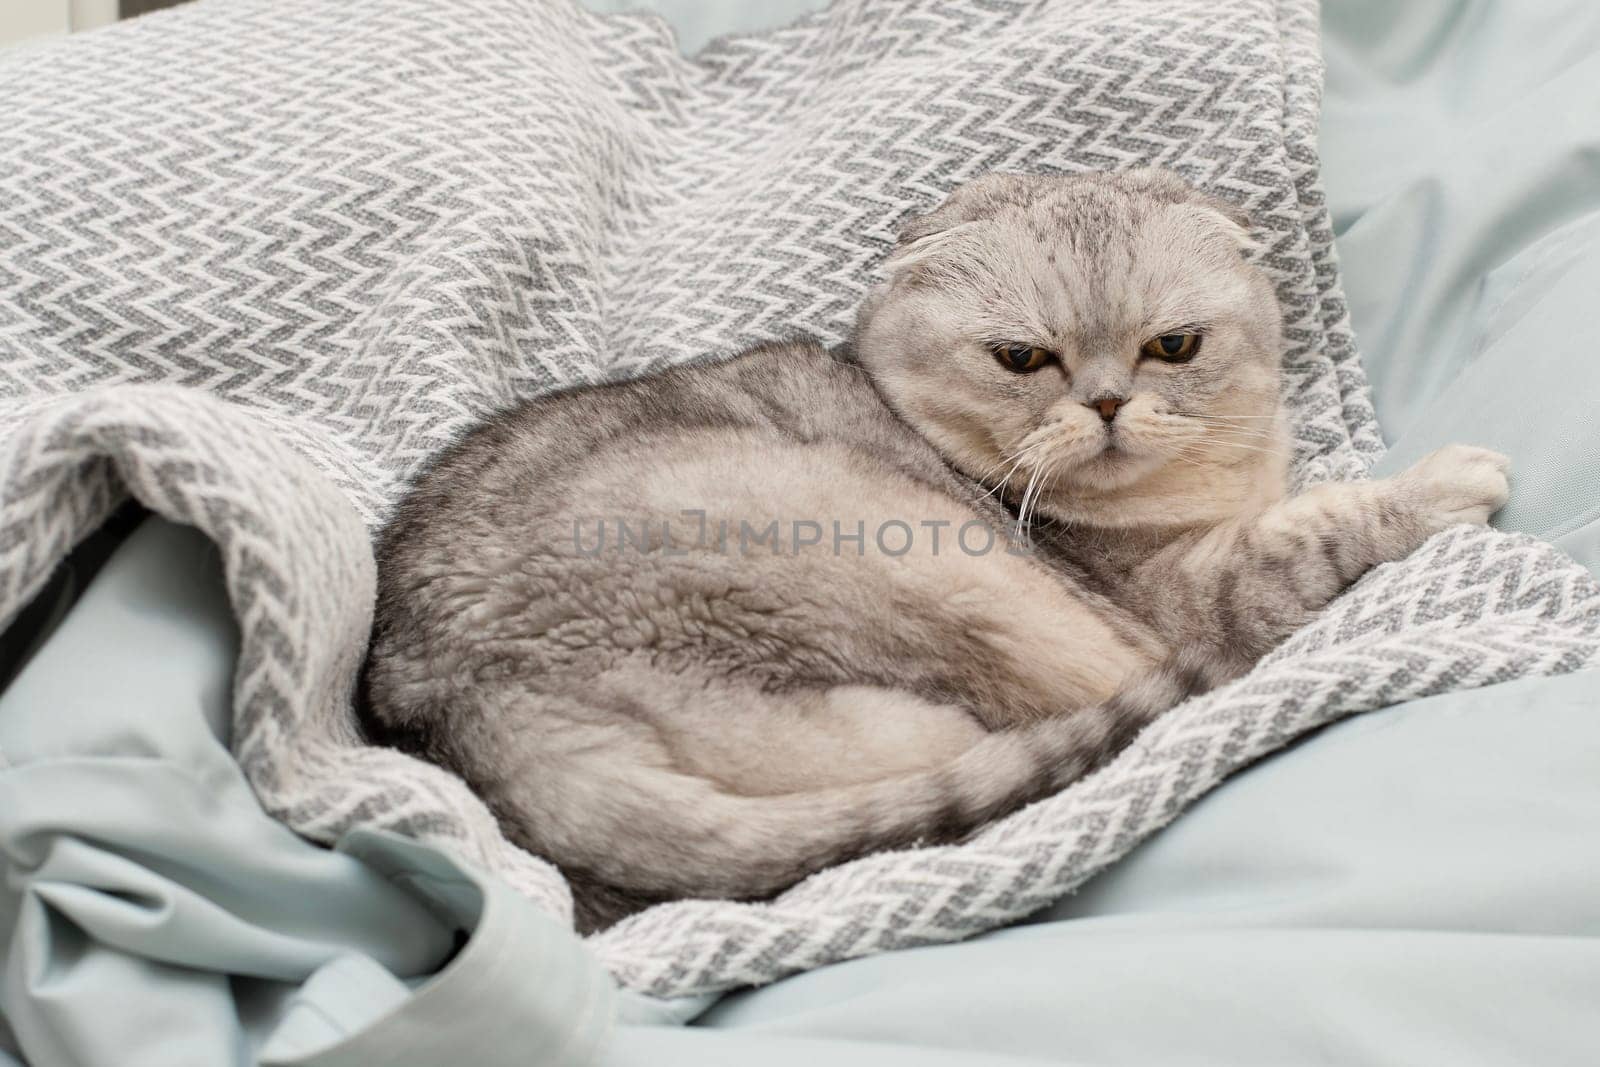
(994, 344), (1053, 374)
(1141, 333), (1200, 362)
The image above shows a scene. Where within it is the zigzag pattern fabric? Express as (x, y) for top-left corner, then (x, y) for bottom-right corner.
(1, 0), (1596, 997)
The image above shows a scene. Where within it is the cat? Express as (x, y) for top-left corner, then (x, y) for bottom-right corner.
(358, 168), (1509, 931)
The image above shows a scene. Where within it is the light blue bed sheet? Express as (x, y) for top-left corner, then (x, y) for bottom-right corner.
(6, 1), (1600, 1064)
(1322, 0), (1600, 572)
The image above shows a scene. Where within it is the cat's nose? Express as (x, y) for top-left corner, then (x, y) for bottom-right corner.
(1089, 396), (1125, 423)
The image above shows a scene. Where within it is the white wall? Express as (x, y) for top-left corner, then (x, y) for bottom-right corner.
(1, 0), (121, 48)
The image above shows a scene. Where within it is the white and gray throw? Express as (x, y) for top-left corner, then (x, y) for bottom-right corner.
(2, 0), (1597, 998)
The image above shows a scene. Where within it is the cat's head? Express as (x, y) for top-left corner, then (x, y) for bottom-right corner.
(855, 169), (1289, 528)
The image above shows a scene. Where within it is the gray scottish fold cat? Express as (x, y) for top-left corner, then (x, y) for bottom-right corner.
(359, 169), (1509, 930)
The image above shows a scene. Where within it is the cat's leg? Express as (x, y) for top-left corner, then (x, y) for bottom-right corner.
(879, 542), (1165, 727)
(1164, 444), (1511, 656)
(606, 435), (1169, 729)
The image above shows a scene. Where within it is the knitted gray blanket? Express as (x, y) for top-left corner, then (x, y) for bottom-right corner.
(2, 0), (1596, 998)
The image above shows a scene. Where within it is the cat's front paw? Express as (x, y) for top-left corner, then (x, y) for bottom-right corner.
(1395, 445), (1511, 530)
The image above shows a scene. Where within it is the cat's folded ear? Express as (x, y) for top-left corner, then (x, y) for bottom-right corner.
(1191, 190), (1258, 256)
(1116, 166), (1255, 248)
(888, 169), (1257, 275)
(887, 172), (1040, 273)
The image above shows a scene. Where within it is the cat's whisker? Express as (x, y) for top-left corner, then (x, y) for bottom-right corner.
(1026, 448), (1074, 532)
(969, 453), (1015, 496)
(1167, 436), (1288, 467)
(983, 438), (1052, 503)
(1205, 435), (1283, 451)
(1199, 428), (1287, 446)
(1015, 467), (1038, 541)
(1190, 420), (1281, 432)
(1172, 413), (1282, 421)
(979, 453), (1032, 502)
(969, 455), (1013, 489)
(1185, 430), (1287, 449)
(1029, 452), (1073, 527)
(1197, 427), (1284, 445)
(1182, 442), (1287, 462)
(1014, 452), (1053, 543)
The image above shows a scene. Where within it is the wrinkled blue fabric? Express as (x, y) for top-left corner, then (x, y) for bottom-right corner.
(0, 521), (612, 1067)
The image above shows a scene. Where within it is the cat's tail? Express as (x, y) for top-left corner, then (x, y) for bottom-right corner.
(534, 647), (1244, 928)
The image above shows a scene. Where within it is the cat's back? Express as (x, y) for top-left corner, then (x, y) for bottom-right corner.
(362, 338), (1004, 734)
(370, 340), (973, 648)
(389, 340), (921, 533)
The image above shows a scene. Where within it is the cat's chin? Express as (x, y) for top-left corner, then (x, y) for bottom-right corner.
(1055, 446), (1164, 492)
(1042, 442), (1289, 530)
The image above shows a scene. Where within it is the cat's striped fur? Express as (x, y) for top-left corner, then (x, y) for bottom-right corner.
(359, 171), (1508, 930)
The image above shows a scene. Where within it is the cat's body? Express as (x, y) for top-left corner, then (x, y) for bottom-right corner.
(360, 170), (1509, 930)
